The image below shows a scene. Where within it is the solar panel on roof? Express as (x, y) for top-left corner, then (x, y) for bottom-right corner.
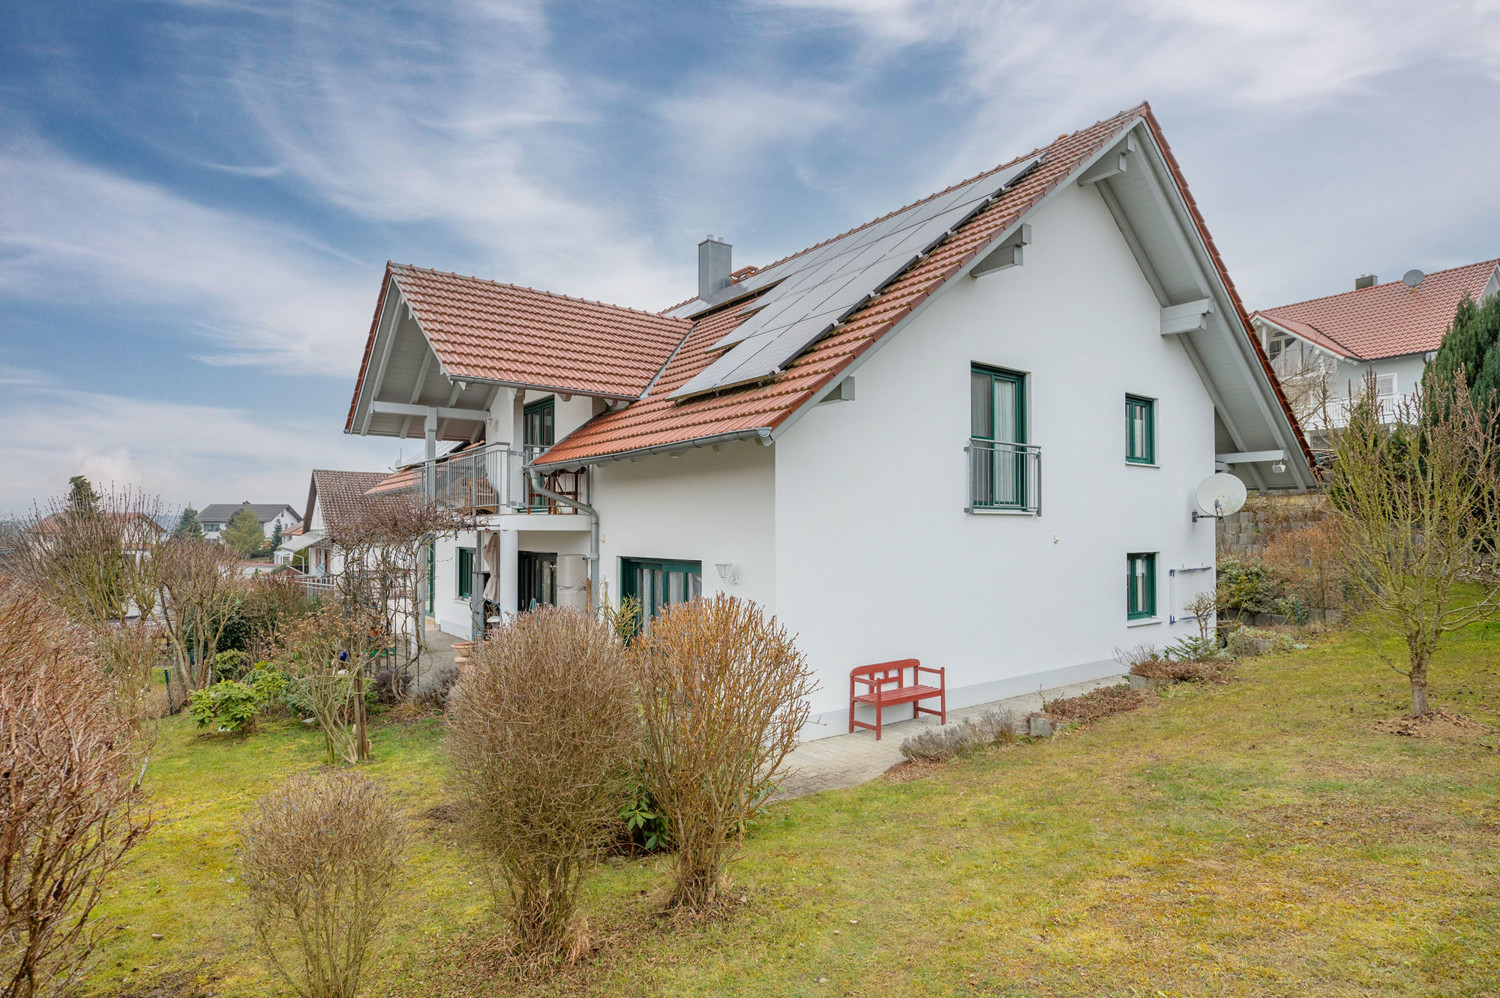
(671, 155), (1043, 398)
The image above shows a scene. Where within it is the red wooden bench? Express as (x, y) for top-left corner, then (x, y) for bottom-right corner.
(849, 659), (946, 740)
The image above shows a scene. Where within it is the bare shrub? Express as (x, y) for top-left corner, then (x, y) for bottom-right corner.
(1262, 517), (1354, 620)
(899, 709), (1017, 763)
(279, 602), (379, 764)
(154, 538), (243, 690)
(239, 771), (407, 998)
(1114, 643), (1164, 673)
(1183, 589), (1219, 641)
(446, 607), (636, 962)
(1129, 656), (1233, 683)
(90, 620), (165, 732)
(0, 581), (153, 998)
(631, 595), (817, 911)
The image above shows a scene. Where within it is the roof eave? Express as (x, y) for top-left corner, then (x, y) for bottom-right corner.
(530, 427), (774, 472)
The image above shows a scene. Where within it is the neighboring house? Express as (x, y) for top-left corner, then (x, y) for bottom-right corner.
(291, 470), (402, 577)
(1251, 259), (1500, 436)
(199, 502), (303, 543)
(342, 102), (1312, 739)
(30, 511), (166, 556)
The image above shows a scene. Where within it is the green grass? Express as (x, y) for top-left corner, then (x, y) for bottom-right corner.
(90, 623), (1500, 997)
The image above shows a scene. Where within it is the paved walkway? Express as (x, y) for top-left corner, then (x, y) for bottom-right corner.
(775, 673), (1127, 799)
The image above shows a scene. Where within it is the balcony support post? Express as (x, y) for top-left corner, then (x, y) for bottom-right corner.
(424, 408), (438, 503)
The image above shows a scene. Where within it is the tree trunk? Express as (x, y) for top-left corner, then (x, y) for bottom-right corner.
(1409, 657), (1431, 717)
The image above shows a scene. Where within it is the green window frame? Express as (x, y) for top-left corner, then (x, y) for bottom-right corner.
(427, 541), (436, 614)
(1127, 552), (1157, 620)
(620, 557), (703, 634)
(524, 397), (557, 510)
(970, 364), (1030, 510)
(1126, 395), (1155, 465)
(457, 546), (475, 600)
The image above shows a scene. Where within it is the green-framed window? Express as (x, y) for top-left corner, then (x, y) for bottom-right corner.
(970, 364), (1029, 509)
(524, 397), (556, 510)
(457, 546), (475, 600)
(620, 557), (702, 634)
(1127, 552), (1157, 620)
(1126, 395), (1155, 465)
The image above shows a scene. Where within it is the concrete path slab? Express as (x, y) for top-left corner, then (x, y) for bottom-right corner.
(774, 673), (1127, 800)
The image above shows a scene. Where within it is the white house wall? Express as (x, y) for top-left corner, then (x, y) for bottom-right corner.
(775, 180), (1216, 736)
(591, 442), (776, 609)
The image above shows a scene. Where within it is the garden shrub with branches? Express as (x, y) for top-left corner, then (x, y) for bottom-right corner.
(154, 537), (243, 690)
(278, 602), (379, 764)
(899, 709), (1017, 763)
(631, 594), (817, 912)
(0, 581), (153, 998)
(446, 607), (638, 963)
(1327, 370), (1500, 716)
(239, 771), (407, 998)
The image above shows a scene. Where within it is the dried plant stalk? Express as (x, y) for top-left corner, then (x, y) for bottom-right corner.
(446, 607), (637, 962)
(0, 581), (153, 998)
(239, 771), (407, 998)
(630, 595), (816, 911)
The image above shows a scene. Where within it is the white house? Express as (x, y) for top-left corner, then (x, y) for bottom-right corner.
(1251, 259), (1500, 436)
(342, 103), (1313, 738)
(199, 502), (302, 543)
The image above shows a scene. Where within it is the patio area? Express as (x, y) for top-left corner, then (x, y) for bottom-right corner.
(775, 672), (1128, 799)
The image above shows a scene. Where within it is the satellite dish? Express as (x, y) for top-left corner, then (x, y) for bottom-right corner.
(1194, 473), (1247, 519)
(1402, 269), (1424, 288)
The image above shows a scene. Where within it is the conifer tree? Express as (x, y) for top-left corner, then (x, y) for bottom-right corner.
(173, 506), (205, 539)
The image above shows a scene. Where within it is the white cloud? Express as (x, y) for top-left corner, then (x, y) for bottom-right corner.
(224, 0), (689, 309)
(0, 369), (401, 516)
(0, 135), (376, 374)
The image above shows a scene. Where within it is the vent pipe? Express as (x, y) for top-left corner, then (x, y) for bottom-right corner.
(698, 235), (733, 300)
(1354, 274), (1377, 290)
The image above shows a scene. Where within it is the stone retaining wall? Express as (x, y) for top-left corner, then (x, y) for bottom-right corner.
(1215, 493), (1333, 558)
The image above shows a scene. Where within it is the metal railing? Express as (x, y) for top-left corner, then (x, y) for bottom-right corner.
(520, 444), (586, 513)
(966, 438), (1041, 514)
(412, 442), (520, 514)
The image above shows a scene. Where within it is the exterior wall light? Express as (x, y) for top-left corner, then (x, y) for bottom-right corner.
(715, 562), (740, 586)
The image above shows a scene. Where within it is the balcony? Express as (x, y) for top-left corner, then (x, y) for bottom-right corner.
(408, 442), (587, 515)
(966, 438), (1041, 514)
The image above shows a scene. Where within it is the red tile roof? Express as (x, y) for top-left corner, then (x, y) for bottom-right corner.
(1255, 259), (1500, 361)
(540, 103), (1311, 471)
(344, 266), (693, 435)
(306, 470), (409, 536)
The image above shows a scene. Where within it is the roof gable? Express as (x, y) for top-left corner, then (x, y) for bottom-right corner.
(539, 103), (1312, 484)
(305, 470), (403, 537)
(1255, 259), (1500, 361)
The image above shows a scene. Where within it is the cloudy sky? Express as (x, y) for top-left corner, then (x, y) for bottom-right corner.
(2, 0), (1498, 516)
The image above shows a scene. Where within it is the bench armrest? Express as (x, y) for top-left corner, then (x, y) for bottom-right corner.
(850, 673), (883, 693)
(913, 664), (945, 686)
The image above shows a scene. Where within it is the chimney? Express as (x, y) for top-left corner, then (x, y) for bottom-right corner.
(1355, 274), (1377, 290)
(698, 235), (732, 301)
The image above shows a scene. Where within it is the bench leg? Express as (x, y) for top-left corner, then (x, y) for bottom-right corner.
(875, 704), (882, 741)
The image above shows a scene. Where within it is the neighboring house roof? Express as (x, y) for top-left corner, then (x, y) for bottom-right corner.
(199, 502), (301, 525)
(344, 264), (694, 434)
(304, 470), (406, 537)
(32, 511), (165, 540)
(539, 103), (1310, 473)
(276, 529), (325, 555)
(1254, 259), (1500, 362)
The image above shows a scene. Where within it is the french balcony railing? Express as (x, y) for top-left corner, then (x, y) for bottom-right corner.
(966, 438), (1041, 515)
(521, 444), (586, 513)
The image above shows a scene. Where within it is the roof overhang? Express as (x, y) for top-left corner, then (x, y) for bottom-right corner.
(1251, 313), (1357, 362)
(530, 427), (773, 472)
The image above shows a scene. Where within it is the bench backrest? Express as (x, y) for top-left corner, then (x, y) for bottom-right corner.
(850, 658), (919, 692)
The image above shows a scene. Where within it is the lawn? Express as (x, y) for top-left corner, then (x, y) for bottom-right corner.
(90, 622), (1500, 997)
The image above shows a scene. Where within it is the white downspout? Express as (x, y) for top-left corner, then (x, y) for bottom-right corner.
(525, 466), (599, 605)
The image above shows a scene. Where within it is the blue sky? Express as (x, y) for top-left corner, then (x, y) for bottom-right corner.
(2, 0), (1498, 516)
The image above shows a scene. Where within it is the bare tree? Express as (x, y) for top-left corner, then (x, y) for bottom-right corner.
(239, 771), (407, 998)
(154, 538), (242, 690)
(0, 581), (153, 998)
(13, 486), (164, 627)
(1327, 370), (1500, 716)
(446, 608), (638, 962)
(630, 595), (817, 911)
(279, 602), (380, 764)
(324, 499), (465, 696)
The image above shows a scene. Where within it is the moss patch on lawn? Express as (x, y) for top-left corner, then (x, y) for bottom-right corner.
(90, 622), (1500, 997)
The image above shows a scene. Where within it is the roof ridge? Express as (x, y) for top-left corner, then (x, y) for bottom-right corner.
(391, 263), (690, 324)
(734, 104), (1148, 279)
(1261, 257), (1500, 314)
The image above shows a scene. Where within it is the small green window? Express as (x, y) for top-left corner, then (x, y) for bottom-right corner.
(457, 547), (475, 600)
(1127, 553), (1156, 620)
(1126, 395), (1155, 464)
